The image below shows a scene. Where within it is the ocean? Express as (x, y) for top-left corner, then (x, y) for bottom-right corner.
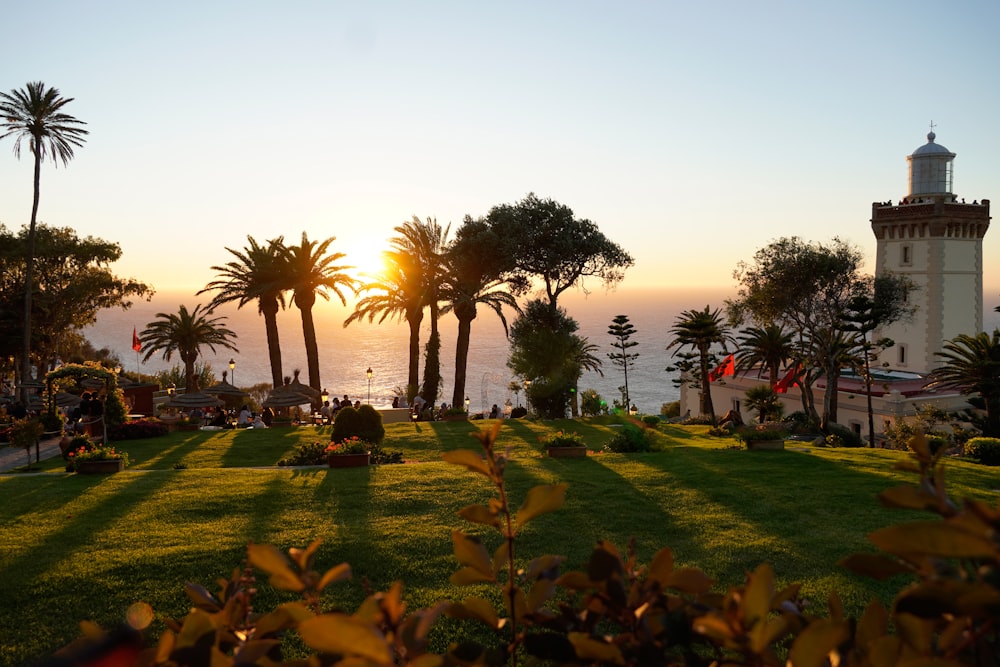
(82, 285), (731, 414)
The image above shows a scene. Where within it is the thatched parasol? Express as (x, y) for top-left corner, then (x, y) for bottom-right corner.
(165, 390), (224, 409)
(276, 370), (321, 403)
(54, 392), (82, 409)
(262, 390), (313, 408)
(204, 373), (249, 398)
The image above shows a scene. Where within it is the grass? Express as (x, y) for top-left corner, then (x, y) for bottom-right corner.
(1, 418), (999, 665)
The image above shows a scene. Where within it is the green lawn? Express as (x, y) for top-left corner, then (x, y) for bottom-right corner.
(1, 418), (998, 665)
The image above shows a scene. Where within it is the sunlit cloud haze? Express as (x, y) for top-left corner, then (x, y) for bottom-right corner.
(2, 1), (999, 300)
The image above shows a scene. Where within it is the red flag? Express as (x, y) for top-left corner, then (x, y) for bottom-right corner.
(708, 354), (735, 382)
(774, 364), (800, 394)
(132, 327), (142, 352)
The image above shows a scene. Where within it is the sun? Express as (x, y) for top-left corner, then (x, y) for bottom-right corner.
(340, 237), (390, 283)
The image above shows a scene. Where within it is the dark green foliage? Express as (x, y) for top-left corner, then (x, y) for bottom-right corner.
(331, 406), (364, 443)
(607, 314), (639, 406)
(277, 441), (329, 466)
(107, 419), (169, 442)
(580, 388), (603, 417)
(641, 415), (660, 427)
(826, 424), (863, 447)
(355, 404), (386, 444)
(602, 422), (652, 452)
(39, 411), (63, 434)
(369, 442), (404, 465)
(964, 437), (1000, 465)
(782, 411), (821, 434)
(660, 401), (680, 418)
(510, 406), (527, 418)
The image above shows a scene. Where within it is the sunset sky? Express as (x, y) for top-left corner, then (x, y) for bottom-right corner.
(3, 1), (999, 300)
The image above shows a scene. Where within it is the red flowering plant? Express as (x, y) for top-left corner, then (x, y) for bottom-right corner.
(68, 443), (130, 470)
(324, 436), (372, 455)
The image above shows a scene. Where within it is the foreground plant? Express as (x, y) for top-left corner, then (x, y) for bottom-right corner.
(53, 427), (1000, 665)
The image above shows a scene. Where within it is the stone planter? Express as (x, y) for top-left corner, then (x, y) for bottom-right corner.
(747, 439), (785, 451)
(76, 459), (125, 474)
(328, 453), (371, 468)
(547, 446), (588, 458)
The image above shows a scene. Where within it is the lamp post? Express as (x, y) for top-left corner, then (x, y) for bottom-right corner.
(523, 379), (531, 414)
(464, 396), (470, 413)
(366, 367), (373, 404)
(229, 358), (236, 387)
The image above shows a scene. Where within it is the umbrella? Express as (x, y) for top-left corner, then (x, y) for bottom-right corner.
(54, 392), (82, 409)
(203, 378), (249, 398)
(165, 391), (224, 409)
(273, 370), (321, 403)
(262, 390), (313, 408)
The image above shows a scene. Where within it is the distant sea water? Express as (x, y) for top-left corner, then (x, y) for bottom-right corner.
(82, 285), (731, 414)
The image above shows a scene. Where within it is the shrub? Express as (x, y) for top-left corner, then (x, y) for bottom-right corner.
(107, 419), (169, 442)
(965, 437), (1000, 465)
(826, 424), (863, 447)
(330, 406), (363, 443)
(602, 422), (652, 452)
(580, 389), (603, 417)
(660, 400), (680, 418)
(355, 404), (385, 444)
(39, 411), (64, 434)
(641, 415), (660, 427)
(277, 441), (329, 466)
(735, 427), (788, 445)
(68, 443), (129, 470)
(510, 406), (527, 419)
(782, 411), (820, 434)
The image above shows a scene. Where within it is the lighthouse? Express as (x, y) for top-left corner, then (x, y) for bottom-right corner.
(871, 130), (991, 374)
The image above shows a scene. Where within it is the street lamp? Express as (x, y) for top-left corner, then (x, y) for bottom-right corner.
(366, 367), (373, 404)
(229, 358), (236, 387)
(167, 383), (175, 396)
(321, 388), (329, 404)
(464, 396), (470, 413)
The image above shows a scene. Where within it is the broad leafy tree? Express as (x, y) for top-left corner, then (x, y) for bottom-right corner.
(508, 299), (599, 419)
(607, 315), (639, 408)
(442, 218), (521, 408)
(668, 306), (733, 422)
(485, 193), (633, 312)
(927, 330), (1000, 437)
(0, 82), (88, 399)
(728, 237), (876, 430)
(283, 233), (355, 394)
(0, 224), (150, 372)
(140, 304), (238, 392)
(200, 236), (287, 388)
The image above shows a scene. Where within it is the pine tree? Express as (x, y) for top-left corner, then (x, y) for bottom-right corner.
(607, 315), (639, 408)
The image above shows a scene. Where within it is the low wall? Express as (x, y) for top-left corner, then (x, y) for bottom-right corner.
(379, 408), (412, 424)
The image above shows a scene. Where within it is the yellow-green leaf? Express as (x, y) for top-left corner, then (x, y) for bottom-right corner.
(869, 522), (998, 559)
(646, 547), (674, 587)
(838, 553), (911, 580)
(458, 504), (499, 528)
(879, 485), (936, 511)
(788, 619), (850, 667)
(254, 602), (313, 637)
(567, 633), (624, 665)
(525, 554), (564, 581)
(289, 538), (323, 571)
(449, 596), (501, 629)
(451, 530), (493, 576)
(526, 579), (556, 614)
(297, 614), (392, 665)
(750, 616), (787, 653)
(855, 599), (888, 648)
(317, 563), (352, 591)
(555, 571), (593, 590)
(442, 449), (491, 476)
(693, 614), (735, 645)
(247, 543), (305, 592)
(492, 542), (509, 576)
(666, 567), (714, 594)
(742, 564), (775, 627)
(514, 483), (568, 532)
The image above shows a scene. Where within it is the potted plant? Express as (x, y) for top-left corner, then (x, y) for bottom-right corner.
(735, 426), (788, 450)
(541, 430), (588, 458)
(69, 443), (130, 474)
(326, 436), (372, 468)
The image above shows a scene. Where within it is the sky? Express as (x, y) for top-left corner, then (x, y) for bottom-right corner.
(2, 0), (1000, 301)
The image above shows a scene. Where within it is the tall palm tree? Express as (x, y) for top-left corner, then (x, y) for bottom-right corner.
(667, 305), (733, 422)
(1, 82), (88, 401)
(283, 233), (355, 393)
(139, 304), (238, 392)
(442, 221), (520, 408)
(345, 253), (425, 403)
(928, 329), (1000, 437)
(735, 323), (793, 386)
(199, 236), (287, 388)
(392, 216), (450, 408)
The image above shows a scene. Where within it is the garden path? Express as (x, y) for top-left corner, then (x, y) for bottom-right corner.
(0, 436), (63, 473)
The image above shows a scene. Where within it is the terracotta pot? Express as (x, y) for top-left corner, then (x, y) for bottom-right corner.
(547, 446), (588, 458)
(328, 453), (371, 468)
(76, 459), (125, 474)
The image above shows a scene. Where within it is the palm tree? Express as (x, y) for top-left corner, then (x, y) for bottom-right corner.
(393, 216), (450, 408)
(140, 305), (238, 392)
(927, 329), (1000, 437)
(283, 233), (355, 393)
(199, 236), (287, 388)
(345, 253), (424, 403)
(442, 221), (520, 408)
(1, 82), (88, 401)
(735, 323), (793, 386)
(667, 305), (733, 422)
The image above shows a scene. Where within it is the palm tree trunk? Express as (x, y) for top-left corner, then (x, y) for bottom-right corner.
(405, 310), (423, 402)
(699, 348), (715, 421)
(19, 150), (42, 404)
(261, 297), (283, 388)
(298, 301), (321, 392)
(452, 314), (474, 408)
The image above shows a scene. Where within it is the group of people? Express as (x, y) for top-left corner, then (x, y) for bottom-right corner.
(316, 395), (361, 424)
(236, 405), (273, 428)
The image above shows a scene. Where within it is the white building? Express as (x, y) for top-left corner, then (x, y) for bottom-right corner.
(680, 132), (991, 440)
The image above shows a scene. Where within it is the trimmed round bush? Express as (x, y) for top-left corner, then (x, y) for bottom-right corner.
(603, 423), (652, 453)
(965, 437), (1000, 466)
